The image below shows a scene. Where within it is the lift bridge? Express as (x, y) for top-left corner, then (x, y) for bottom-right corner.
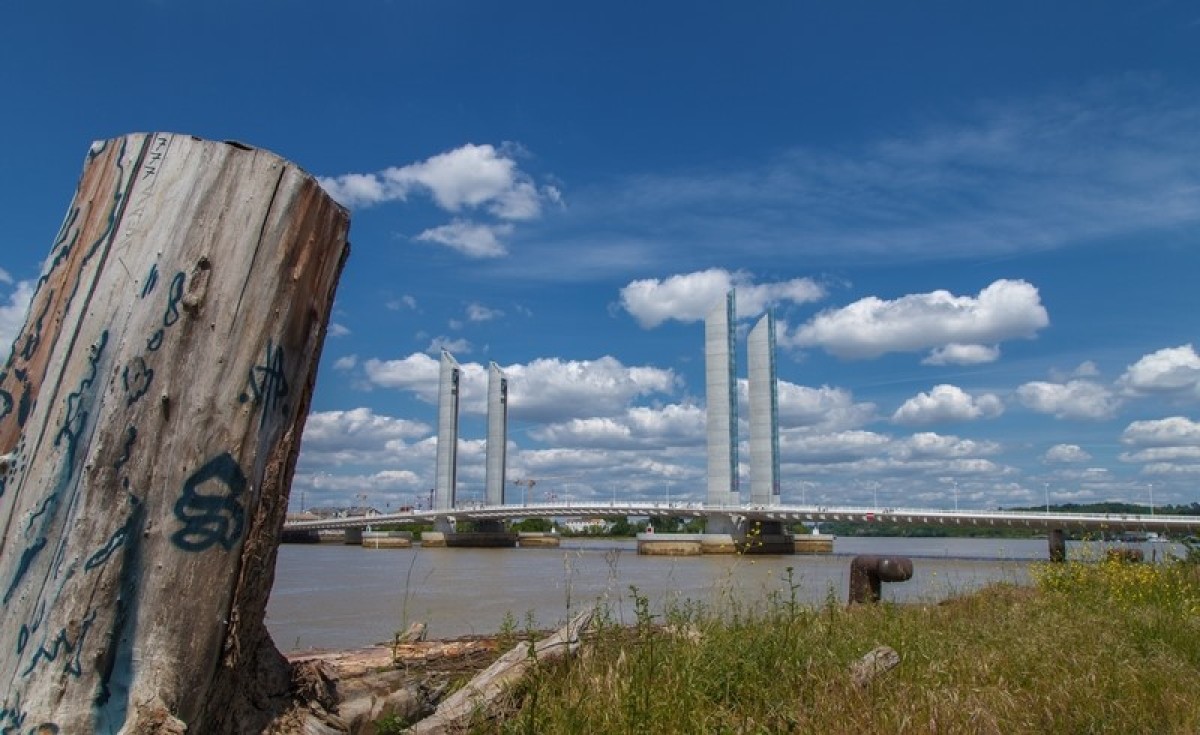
(284, 500), (1200, 537)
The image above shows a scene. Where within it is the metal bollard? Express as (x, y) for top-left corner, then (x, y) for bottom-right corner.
(1048, 529), (1066, 562)
(849, 555), (914, 604)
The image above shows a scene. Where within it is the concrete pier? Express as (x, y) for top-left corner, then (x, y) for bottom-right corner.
(418, 530), (519, 548)
(444, 532), (519, 548)
(517, 532), (561, 548)
(636, 533), (703, 556)
(362, 531), (413, 549)
(793, 534), (835, 554)
(700, 533), (738, 554)
(280, 528), (321, 544)
(635, 525), (800, 556)
(421, 531), (447, 548)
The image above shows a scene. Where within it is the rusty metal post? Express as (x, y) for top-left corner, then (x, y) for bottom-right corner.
(1048, 528), (1066, 562)
(849, 555), (913, 604)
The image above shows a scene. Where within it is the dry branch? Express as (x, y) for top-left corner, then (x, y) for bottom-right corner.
(407, 609), (595, 734)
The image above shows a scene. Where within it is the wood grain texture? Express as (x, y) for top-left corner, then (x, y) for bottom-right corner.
(0, 133), (349, 733)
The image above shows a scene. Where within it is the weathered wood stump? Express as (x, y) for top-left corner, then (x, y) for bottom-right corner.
(0, 133), (349, 733)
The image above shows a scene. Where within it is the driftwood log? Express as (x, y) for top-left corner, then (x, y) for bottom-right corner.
(407, 610), (595, 734)
(0, 133), (349, 732)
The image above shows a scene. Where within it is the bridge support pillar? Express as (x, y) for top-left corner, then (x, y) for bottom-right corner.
(343, 528), (364, 545)
(1048, 529), (1066, 562)
(706, 514), (740, 535)
(739, 520), (795, 555)
(474, 519), (507, 534)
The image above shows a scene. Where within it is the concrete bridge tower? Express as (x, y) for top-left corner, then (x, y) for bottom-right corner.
(434, 349), (461, 513)
(705, 291), (739, 508)
(485, 362), (508, 506)
(747, 310), (781, 507)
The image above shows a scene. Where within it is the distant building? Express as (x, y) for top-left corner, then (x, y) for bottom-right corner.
(304, 505), (380, 519)
(562, 518), (613, 534)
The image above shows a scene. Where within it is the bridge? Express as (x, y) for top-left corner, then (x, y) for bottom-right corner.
(286, 501), (1200, 536)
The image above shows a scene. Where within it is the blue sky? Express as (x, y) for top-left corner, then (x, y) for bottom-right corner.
(3, 2), (1199, 513)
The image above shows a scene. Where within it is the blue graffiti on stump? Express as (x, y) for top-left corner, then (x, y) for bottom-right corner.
(21, 607), (98, 678)
(239, 340), (289, 429)
(170, 453), (246, 552)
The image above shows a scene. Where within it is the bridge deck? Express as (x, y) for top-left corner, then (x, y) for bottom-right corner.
(286, 502), (1200, 535)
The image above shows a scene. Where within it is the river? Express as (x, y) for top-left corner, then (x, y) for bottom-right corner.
(265, 537), (1184, 652)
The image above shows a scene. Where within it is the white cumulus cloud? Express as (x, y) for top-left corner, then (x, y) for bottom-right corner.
(1017, 380), (1120, 420)
(319, 143), (557, 218)
(506, 357), (679, 423)
(776, 382), (876, 431)
(785, 279), (1048, 360)
(619, 268), (825, 328)
(1120, 416), (1200, 447)
(530, 403), (706, 449)
(1119, 416), (1200, 476)
(1043, 444), (1091, 463)
(921, 343), (1000, 366)
(320, 142), (560, 259)
(416, 220), (512, 258)
(1119, 446), (1200, 463)
(364, 353), (678, 424)
(1118, 344), (1200, 396)
(426, 336), (472, 355)
(892, 384), (1004, 425)
(0, 278), (35, 353)
(467, 303), (504, 322)
(890, 432), (1001, 460)
(300, 408), (432, 466)
(780, 430), (891, 464)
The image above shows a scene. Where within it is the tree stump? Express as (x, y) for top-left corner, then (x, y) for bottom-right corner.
(0, 133), (349, 733)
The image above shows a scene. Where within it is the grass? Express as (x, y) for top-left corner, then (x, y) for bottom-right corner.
(474, 554), (1200, 734)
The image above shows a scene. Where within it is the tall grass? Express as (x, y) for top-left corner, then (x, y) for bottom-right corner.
(485, 555), (1200, 734)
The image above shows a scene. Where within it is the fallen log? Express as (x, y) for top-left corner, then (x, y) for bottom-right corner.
(407, 609), (595, 734)
(0, 133), (349, 732)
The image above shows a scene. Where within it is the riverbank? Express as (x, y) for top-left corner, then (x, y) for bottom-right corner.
(498, 556), (1200, 733)
(279, 553), (1200, 733)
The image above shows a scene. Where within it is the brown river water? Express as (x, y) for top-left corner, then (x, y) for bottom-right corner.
(265, 537), (1182, 652)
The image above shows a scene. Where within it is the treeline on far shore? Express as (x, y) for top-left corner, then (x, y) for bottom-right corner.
(821, 502), (1200, 539)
